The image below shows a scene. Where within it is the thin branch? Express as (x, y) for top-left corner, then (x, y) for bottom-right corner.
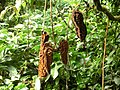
(50, 0), (56, 47)
(93, 0), (120, 22)
(102, 19), (109, 90)
(42, 0), (47, 31)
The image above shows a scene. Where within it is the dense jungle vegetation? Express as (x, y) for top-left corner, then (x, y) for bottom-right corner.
(0, 0), (120, 90)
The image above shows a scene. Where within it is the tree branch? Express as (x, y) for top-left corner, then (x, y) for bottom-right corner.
(93, 0), (120, 22)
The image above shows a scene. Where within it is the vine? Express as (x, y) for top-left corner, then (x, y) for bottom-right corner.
(102, 19), (109, 90)
(50, 0), (56, 47)
(93, 0), (120, 22)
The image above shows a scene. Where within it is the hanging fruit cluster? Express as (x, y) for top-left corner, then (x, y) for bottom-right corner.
(72, 10), (87, 42)
(38, 10), (87, 78)
(38, 32), (53, 78)
(38, 32), (69, 78)
(59, 40), (69, 65)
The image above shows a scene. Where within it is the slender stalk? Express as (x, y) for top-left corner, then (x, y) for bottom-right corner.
(27, 0), (30, 48)
(50, 0), (56, 47)
(42, 0), (47, 31)
(102, 19), (109, 90)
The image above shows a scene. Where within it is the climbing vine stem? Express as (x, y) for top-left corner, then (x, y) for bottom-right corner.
(102, 19), (109, 90)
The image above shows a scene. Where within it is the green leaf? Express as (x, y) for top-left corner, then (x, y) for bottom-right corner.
(114, 77), (120, 85)
(106, 57), (113, 64)
(8, 66), (20, 81)
(51, 64), (63, 79)
(22, 2), (26, 8)
(0, 86), (6, 90)
(0, 7), (9, 20)
(51, 67), (58, 79)
(0, 75), (2, 80)
(7, 83), (14, 90)
(32, 45), (40, 51)
(14, 83), (28, 90)
(20, 75), (30, 81)
(109, 50), (115, 57)
(4, 79), (11, 85)
(14, 24), (24, 29)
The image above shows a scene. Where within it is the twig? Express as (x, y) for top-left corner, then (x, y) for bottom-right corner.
(93, 0), (120, 22)
(102, 19), (109, 90)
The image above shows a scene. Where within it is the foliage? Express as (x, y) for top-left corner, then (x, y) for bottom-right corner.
(0, 0), (120, 89)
